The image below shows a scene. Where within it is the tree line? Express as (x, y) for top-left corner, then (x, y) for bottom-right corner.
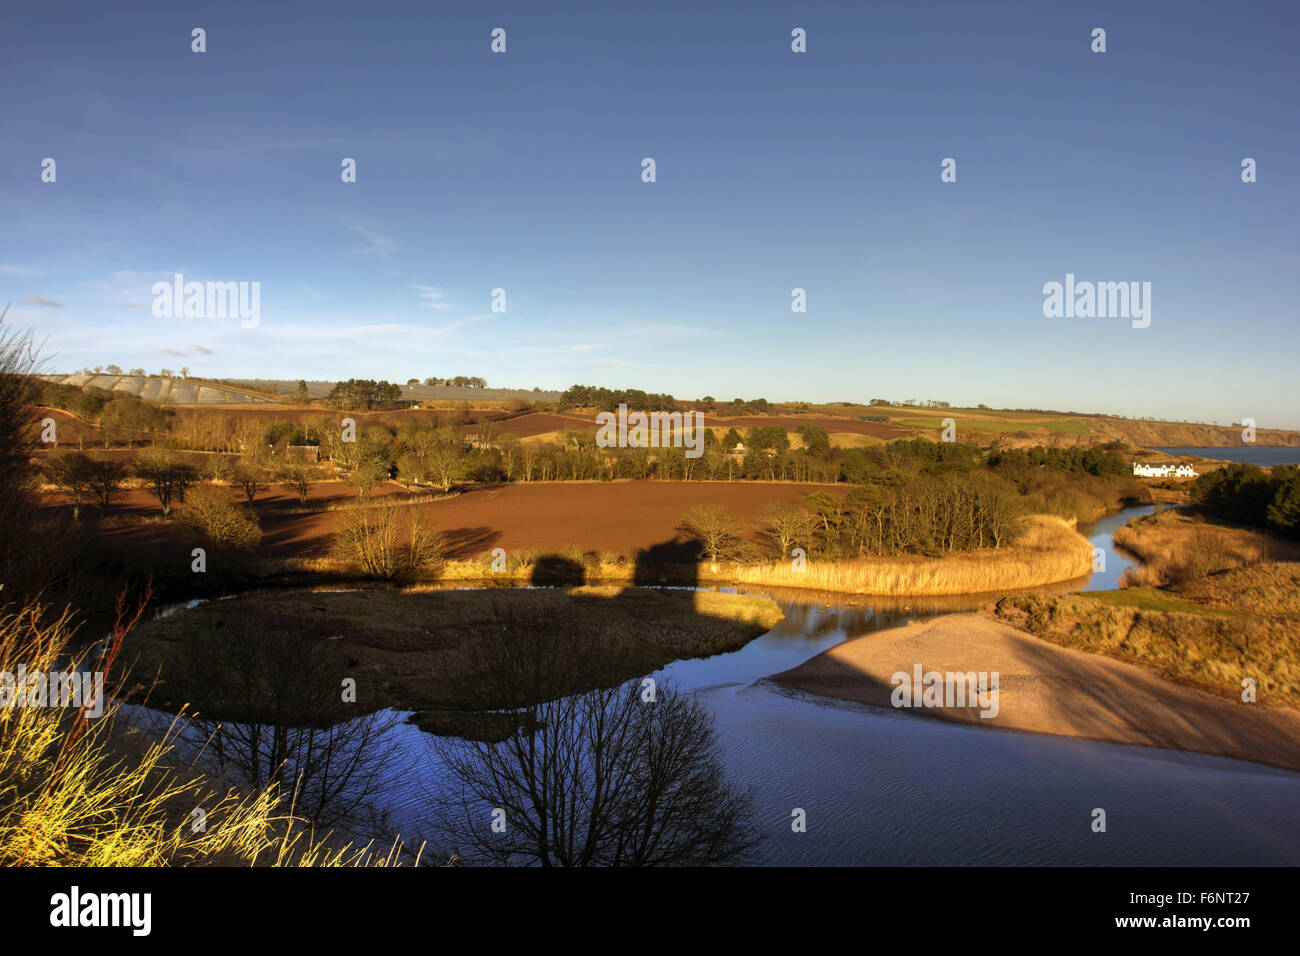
(1191, 463), (1300, 538)
(680, 470), (1023, 563)
(559, 385), (679, 412)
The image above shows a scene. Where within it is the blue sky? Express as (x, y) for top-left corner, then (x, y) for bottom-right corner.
(2, 0), (1297, 427)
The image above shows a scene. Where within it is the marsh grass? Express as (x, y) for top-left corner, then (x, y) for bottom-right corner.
(1116, 508), (1300, 588)
(726, 515), (1092, 595)
(0, 595), (414, 866)
(992, 590), (1300, 707)
(993, 511), (1300, 707)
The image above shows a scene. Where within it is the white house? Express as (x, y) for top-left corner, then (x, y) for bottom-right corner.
(1132, 461), (1197, 478)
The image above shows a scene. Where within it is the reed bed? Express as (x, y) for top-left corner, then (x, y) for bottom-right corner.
(1115, 508), (1300, 588)
(725, 515), (1092, 596)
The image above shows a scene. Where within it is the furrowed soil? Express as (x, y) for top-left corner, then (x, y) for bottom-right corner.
(82, 480), (840, 560)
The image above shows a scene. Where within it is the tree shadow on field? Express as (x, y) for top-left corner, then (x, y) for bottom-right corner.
(442, 525), (500, 560)
(530, 554), (586, 586)
(631, 538), (701, 588)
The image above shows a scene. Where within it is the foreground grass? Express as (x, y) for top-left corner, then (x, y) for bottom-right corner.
(0, 599), (411, 866)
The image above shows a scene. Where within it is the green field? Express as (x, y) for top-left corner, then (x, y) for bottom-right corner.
(1086, 588), (1234, 617)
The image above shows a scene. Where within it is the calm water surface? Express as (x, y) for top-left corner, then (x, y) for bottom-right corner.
(370, 504), (1300, 865)
(138, 504), (1300, 865)
(1154, 446), (1300, 466)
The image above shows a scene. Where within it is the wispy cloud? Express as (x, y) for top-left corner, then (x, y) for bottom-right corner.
(302, 286), (321, 301)
(23, 295), (62, 307)
(0, 265), (44, 277)
(349, 226), (396, 258)
(161, 345), (214, 356)
(432, 314), (491, 335)
(409, 284), (455, 311)
(114, 300), (148, 309)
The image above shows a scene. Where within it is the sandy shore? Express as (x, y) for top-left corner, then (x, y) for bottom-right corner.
(770, 613), (1300, 772)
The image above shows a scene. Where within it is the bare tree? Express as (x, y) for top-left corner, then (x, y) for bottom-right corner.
(43, 451), (95, 521)
(277, 461), (320, 505)
(758, 502), (816, 559)
(678, 504), (748, 563)
(177, 484), (262, 551)
(347, 457), (388, 499)
(426, 440), (465, 492)
(230, 458), (268, 505)
(179, 609), (399, 830)
(85, 455), (128, 510)
(134, 447), (198, 515)
(426, 599), (760, 866)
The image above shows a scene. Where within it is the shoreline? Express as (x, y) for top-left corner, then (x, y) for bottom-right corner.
(769, 612), (1300, 773)
(237, 513), (1098, 599)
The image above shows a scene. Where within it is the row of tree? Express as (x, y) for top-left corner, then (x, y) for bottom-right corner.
(680, 472), (1023, 562)
(1191, 463), (1300, 537)
(74, 365), (191, 377)
(43, 448), (325, 520)
(324, 379), (404, 410)
(408, 376), (488, 388)
(558, 385), (679, 412)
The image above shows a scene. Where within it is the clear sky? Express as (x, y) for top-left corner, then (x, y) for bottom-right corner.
(2, 0), (1297, 427)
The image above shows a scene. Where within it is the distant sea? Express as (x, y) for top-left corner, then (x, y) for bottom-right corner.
(1154, 447), (1300, 466)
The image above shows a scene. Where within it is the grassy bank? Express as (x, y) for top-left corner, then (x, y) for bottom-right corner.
(126, 587), (784, 738)
(991, 510), (1300, 708)
(726, 514), (1092, 595)
(1113, 507), (1300, 587)
(991, 587), (1300, 708)
(258, 513), (1094, 598)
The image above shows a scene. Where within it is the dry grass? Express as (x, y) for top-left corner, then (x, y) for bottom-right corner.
(992, 591), (1300, 708)
(725, 515), (1092, 596)
(1175, 562), (1300, 616)
(992, 512), (1300, 707)
(276, 515), (1093, 596)
(0, 596), (414, 866)
(1115, 508), (1300, 588)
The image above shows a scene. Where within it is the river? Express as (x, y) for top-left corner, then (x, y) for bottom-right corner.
(133, 504), (1300, 865)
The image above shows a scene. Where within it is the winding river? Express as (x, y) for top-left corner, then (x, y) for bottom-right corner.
(137, 504), (1300, 865)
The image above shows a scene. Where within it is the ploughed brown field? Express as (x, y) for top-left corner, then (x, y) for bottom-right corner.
(490, 412), (594, 438)
(63, 480), (838, 560)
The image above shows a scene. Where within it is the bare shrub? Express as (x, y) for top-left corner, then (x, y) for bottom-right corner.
(332, 500), (447, 579)
(177, 484), (263, 551)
